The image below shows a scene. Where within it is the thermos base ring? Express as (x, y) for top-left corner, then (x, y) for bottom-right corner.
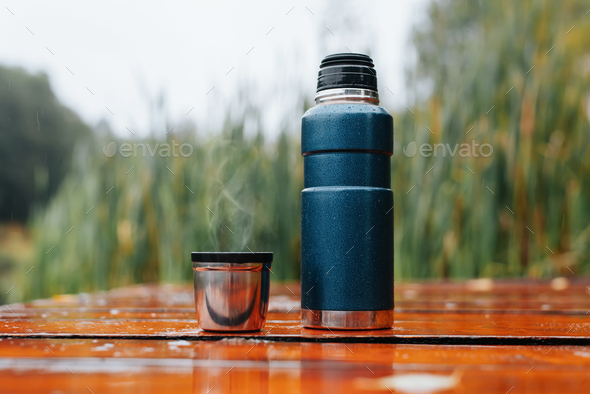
(301, 309), (393, 330)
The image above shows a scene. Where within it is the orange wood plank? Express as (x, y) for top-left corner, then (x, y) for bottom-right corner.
(2, 282), (590, 343)
(0, 338), (590, 393)
(1, 312), (589, 343)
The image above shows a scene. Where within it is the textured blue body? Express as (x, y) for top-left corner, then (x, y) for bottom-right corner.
(304, 153), (390, 188)
(301, 103), (394, 311)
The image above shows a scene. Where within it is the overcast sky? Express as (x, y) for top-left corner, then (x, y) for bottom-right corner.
(1, 0), (429, 139)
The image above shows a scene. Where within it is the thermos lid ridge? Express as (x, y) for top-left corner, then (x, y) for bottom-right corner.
(317, 53), (378, 93)
(191, 252), (273, 263)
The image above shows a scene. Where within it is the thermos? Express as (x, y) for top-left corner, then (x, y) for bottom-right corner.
(300, 53), (394, 330)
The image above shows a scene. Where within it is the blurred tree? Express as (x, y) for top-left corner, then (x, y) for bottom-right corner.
(0, 66), (91, 221)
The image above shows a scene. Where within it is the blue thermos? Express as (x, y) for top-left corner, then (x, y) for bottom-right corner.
(301, 53), (393, 330)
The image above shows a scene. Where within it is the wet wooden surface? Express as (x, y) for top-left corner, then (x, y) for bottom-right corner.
(2, 280), (590, 393)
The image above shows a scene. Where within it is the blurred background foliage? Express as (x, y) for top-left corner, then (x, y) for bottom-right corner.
(395, 0), (590, 280)
(19, 121), (303, 300)
(1, 0), (590, 302)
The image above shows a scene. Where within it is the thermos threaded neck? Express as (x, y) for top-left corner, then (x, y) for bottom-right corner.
(317, 53), (377, 92)
(315, 53), (379, 105)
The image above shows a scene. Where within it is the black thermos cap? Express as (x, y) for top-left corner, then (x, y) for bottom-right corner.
(316, 53), (378, 93)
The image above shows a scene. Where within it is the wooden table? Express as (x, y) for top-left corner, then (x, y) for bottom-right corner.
(2, 280), (590, 393)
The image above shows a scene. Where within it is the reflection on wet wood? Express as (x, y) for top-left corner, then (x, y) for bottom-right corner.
(1, 338), (590, 393)
(1, 281), (590, 392)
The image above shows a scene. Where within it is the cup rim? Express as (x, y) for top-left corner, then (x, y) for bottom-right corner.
(191, 252), (273, 263)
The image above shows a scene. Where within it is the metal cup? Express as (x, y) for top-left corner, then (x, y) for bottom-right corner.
(192, 252), (272, 332)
